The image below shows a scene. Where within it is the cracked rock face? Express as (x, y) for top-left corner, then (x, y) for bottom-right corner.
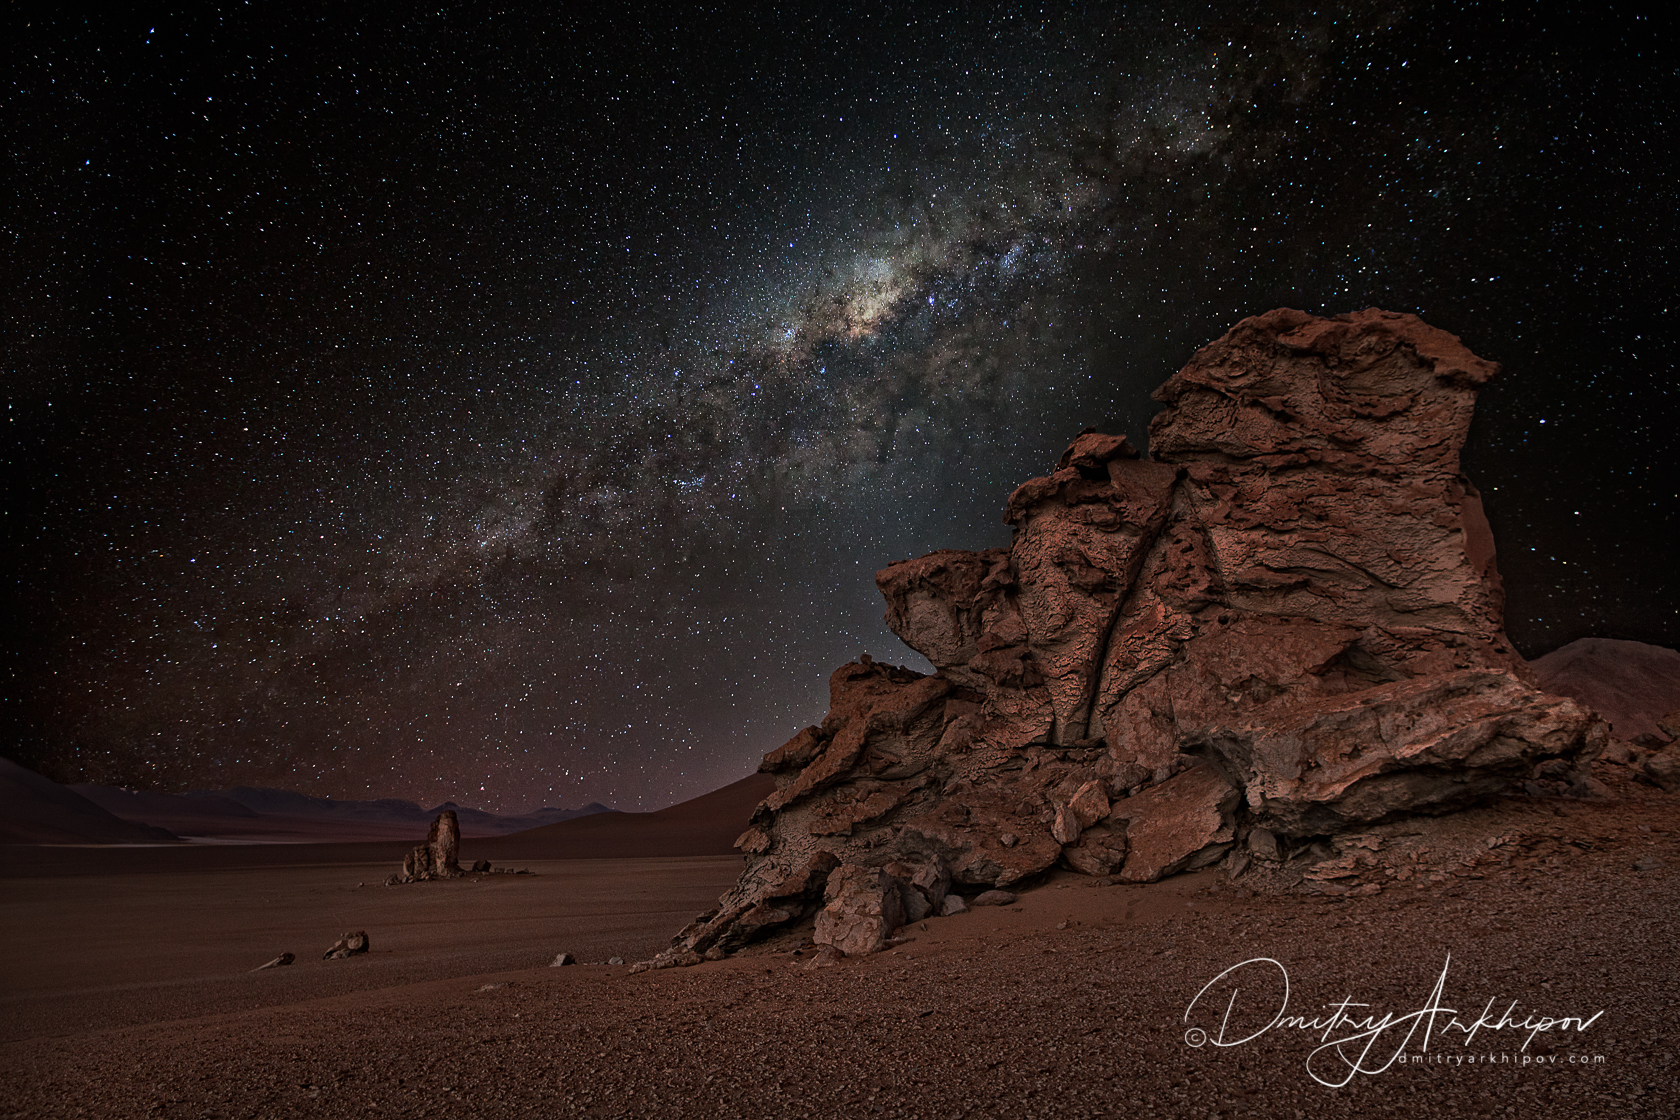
(657, 309), (1605, 966)
(398, 810), (463, 882)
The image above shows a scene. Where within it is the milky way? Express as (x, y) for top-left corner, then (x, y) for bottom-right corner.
(5, 3), (1675, 810)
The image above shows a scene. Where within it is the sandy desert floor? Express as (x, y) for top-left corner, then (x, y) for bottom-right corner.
(4, 793), (1678, 1120)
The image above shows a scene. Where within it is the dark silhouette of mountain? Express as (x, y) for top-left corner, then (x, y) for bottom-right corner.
(1, 759), (180, 845)
(473, 774), (774, 860)
(63, 781), (614, 840)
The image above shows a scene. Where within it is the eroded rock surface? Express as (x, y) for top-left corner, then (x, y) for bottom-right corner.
(323, 931), (369, 960)
(650, 309), (1606, 967)
(395, 809), (463, 882)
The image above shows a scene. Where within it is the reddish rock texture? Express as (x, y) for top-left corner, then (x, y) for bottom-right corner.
(398, 810), (463, 882)
(654, 309), (1606, 966)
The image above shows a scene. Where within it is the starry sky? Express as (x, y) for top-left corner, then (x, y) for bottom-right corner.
(4, 2), (1675, 812)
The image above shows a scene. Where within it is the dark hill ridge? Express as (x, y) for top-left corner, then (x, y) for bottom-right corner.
(182, 785), (611, 833)
(473, 774), (777, 861)
(0, 758), (180, 845)
(63, 781), (613, 842)
(1529, 637), (1680, 746)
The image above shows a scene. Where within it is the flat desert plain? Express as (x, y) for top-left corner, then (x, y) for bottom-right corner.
(4, 793), (1679, 1119)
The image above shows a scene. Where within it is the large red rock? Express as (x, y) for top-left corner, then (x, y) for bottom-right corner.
(812, 865), (906, 957)
(645, 309), (1608, 968)
(1110, 764), (1238, 883)
(397, 810), (463, 882)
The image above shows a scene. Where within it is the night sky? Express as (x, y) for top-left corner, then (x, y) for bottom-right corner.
(4, 3), (1674, 812)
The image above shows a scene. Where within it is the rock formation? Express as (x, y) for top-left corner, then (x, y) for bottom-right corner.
(396, 810), (463, 882)
(652, 309), (1608, 966)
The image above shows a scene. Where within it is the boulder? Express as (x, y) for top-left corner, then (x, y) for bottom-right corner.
(1111, 764), (1238, 882)
(644, 309), (1607, 965)
(812, 865), (906, 957)
(884, 858), (951, 922)
(971, 890), (1017, 907)
(323, 931), (369, 960)
(1063, 824), (1128, 877)
(397, 810), (464, 882)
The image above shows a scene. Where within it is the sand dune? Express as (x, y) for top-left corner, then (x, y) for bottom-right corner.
(473, 773), (776, 861)
(1532, 637), (1680, 743)
(0, 758), (180, 846)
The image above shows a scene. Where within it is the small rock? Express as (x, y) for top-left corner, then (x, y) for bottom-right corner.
(253, 952), (294, 971)
(1063, 824), (1128, 876)
(1052, 803), (1081, 845)
(999, 832), (1019, 848)
(939, 894), (968, 916)
(1659, 709), (1680, 741)
(1247, 828), (1282, 862)
(1634, 854), (1666, 871)
(703, 946), (727, 962)
(323, 931), (369, 960)
(471, 859), (492, 873)
(1568, 775), (1611, 799)
(550, 952), (576, 967)
(805, 944), (845, 969)
(971, 889), (1017, 907)
(1068, 779), (1111, 828)
(1643, 752), (1680, 794)
(1601, 741), (1641, 766)
(608, 956), (625, 966)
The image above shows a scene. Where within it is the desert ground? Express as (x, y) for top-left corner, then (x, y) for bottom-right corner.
(4, 784), (1677, 1120)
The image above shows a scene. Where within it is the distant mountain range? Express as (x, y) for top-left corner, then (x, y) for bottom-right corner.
(0, 757), (614, 845)
(170, 786), (613, 836)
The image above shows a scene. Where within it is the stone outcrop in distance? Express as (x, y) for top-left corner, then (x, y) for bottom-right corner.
(397, 810), (463, 882)
(656, 309), (1607, 965)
